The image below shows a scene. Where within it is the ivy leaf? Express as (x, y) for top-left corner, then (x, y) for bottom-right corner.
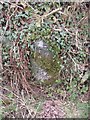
(81, 71), (89, 84)
(0, 4), (3, 10)
(36, 20), (41, 27)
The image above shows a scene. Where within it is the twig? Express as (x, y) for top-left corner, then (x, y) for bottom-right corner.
(42, 8), (60, 18)
(0, 37), (3, 70)
(75, 29), (79, 49)
(77, 15), (88, 27)
(53, 27), (75, 36)
(58, 11), (68, 16)
(68, 53), (79, 72)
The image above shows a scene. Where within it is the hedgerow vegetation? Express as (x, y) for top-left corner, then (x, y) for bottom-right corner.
(0, 1), (89, 118)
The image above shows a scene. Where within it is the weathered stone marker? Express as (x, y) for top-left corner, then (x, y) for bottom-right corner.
(31, 39), (59, 85)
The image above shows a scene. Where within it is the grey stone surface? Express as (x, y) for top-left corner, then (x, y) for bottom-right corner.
(31, 40), (53, 82)
(34, 40), (53, 59)
(31, 40), (59, 84)
(31, 60), (51, 81)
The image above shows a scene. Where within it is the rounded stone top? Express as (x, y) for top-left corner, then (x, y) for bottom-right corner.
(34, 40), (53, 58)
(34, 40), (48, 50)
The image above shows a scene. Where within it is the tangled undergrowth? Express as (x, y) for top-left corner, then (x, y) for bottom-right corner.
(0, 1), (89, 118)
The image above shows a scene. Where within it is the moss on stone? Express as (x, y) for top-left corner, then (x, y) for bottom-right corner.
(34, 51), (60, 85)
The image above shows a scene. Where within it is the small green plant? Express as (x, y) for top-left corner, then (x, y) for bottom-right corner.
(76, 102), (89, 118)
